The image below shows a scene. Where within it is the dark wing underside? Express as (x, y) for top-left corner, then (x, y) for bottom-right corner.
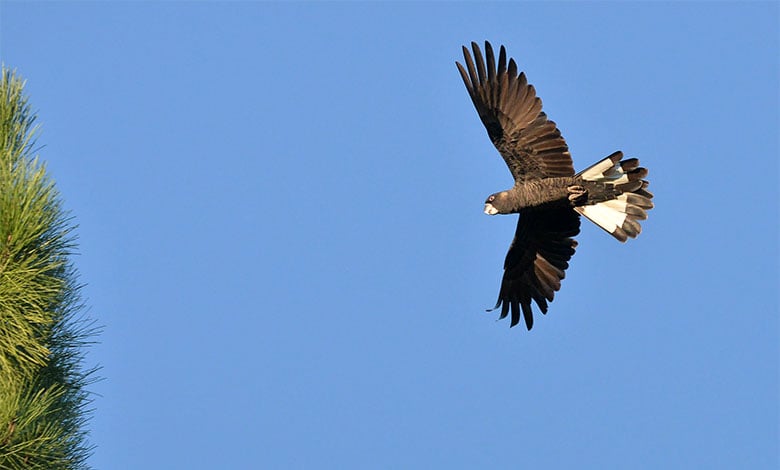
(456, 41), (575, 181)
(493, 205), (581, 330)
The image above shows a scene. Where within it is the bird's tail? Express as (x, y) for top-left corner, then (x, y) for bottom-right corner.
(574, 151), (654, 242)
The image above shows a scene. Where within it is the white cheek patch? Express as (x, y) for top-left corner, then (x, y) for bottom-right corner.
(484, 203), (499, 215)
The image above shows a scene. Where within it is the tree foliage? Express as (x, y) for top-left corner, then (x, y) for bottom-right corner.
(0, 67), (98, 469)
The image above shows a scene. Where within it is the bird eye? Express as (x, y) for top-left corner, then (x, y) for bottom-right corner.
(488, 195), (495, 202)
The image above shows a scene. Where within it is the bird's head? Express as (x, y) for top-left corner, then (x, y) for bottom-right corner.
(484, 191), (511, 215)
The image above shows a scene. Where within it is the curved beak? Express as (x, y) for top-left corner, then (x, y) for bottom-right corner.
(484, 203), (499, 215)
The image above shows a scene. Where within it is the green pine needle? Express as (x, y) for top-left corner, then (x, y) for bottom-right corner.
(0, 66), (99, 469)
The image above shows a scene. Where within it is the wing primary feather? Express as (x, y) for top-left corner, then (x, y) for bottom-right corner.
(514, 75), (530, 119)
(510, 301), (521, 328)
(534, 295), (548, 314)
(499, 300), (509, 320)
(485, 41), (496, 82)
(455, 62), (472, 93)
(497, 45), (507, 76)
(521, 303), (534, 330)
(517, 71), (529, 108)
(495, 45), (507, 106)
(502, 73), (518, 115)
(471, 41), (487, 86)
(508, 57), (518, 78)
(462, 46), (479, 92)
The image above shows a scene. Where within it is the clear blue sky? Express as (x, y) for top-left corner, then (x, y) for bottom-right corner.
(1, 2), (778, 469)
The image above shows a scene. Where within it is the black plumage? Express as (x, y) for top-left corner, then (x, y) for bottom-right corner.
(456, 41), (654, 330)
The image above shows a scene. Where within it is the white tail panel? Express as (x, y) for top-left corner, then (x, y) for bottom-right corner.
(575, 152), (653, 242)
(577, 203), (627, 233)
(578, 151), (624, 181)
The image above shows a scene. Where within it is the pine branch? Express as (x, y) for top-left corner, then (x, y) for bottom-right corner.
(0, 66), (98, 469)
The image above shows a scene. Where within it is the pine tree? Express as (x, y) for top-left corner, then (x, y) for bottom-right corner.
(0, 67), (98, 469)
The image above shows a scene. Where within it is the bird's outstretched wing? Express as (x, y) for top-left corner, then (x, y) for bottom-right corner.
(456, 41), (574, 182)
(492, 205), (581, 329)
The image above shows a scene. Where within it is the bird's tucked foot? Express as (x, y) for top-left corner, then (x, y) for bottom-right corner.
(567, 185), (588, 206)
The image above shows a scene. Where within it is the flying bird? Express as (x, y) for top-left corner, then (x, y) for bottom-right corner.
(456, 41), (654, 330)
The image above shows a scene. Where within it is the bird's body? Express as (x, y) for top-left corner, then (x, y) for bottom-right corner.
(457, 41), (654, 330)
(486, 177), (576, 214)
